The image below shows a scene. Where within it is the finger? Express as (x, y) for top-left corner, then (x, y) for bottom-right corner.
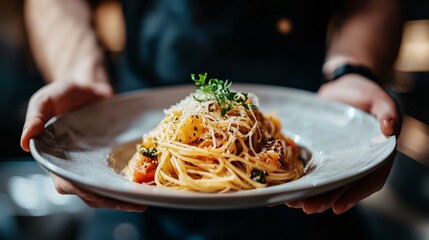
(51, 173), (98, 200)
(317, 80), (372, 111)
(332, 155), (394, 214)
(267, 202), (284, 207)
(370, 95), (400, 137)
(20, 82), (113, 151)
(21, 115), (48, 151)
(301, 186), (348, 214)
(51, 173), (146, 211)
(51, 82), (113, 114)
(82, 198), (148, 212)
(21, 92), (56, 151)
(91, 82), (114, 97)
(51, 173), (78, 195)
(285, 200), (303, 208)
(41, 82), (113, 116)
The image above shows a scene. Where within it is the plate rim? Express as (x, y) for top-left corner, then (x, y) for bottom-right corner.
(29, 84), (397, 208)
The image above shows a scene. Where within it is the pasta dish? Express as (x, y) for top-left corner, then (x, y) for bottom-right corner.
(123, 74), (304, 192)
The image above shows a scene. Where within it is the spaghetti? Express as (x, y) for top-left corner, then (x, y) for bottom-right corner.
(123, 74), (304, 192)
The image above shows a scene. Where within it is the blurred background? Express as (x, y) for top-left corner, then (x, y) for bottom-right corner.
(0, 0), (428, 239)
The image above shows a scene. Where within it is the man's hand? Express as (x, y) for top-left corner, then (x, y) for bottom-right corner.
(20, 81), (148, 212)
(51, 173), (147, 212)
(21, 81), (113, 151)
(286, 75), (401, 214)
(318, 75), (401, 136)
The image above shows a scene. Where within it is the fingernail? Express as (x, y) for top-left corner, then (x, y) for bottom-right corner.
(344, 203), (355, 212)
(382, 119), (395, 136)
(268, 202), (283, 207)
(286, 200), (302, 208)
(389, 119), (396, 133)
(315, 204), (328, 213)
(387, 118), (395, 128)
(21, 126), (27, 135)
(21, 126), (28, 140)
(336, 203), (355, 214)
(303, 208), (316, 215)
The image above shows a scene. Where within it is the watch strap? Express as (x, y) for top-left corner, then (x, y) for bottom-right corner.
(328, 64), (379, 84)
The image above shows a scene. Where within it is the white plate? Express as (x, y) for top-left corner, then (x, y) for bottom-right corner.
(30, 84), (395, 210)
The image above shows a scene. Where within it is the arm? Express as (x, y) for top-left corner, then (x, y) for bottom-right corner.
(22, 0), (113, 151)
(288, 0), (403, 214)
(323, 0), (403, 82)
(25, 0), (108, 84)
(321, 0), (402, 137)
(21, 0), (145, 212)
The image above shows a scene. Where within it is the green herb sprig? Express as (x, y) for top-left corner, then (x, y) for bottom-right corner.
(250, 168), (268, 184)
(192, 73), (257, 116)
(139, 147), (157, 159)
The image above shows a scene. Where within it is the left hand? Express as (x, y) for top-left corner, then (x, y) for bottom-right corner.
(51, 173), (147, 212)
(286, 75), (401, 214)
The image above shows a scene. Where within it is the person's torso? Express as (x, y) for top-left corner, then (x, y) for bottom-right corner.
(120, 0), (334, 91)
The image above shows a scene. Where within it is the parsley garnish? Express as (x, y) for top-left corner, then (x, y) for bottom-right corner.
(250, 168), (268, 184)
(139, 147), (157, 159)
(192, 73), (257, 116)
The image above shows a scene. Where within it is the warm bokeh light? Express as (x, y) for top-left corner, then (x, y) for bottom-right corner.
(395, 20), (429, 72)
(277, 18), (293, 35)
(94, 0), (126, 52)
(398, 115), (429, 165)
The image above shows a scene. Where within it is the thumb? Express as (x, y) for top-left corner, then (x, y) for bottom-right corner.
(370, 94), (401, 137)
(21, 82), (114, 152)
(90, 82), (114, 97)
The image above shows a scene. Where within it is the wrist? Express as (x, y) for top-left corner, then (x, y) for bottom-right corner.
(57, 56), (109, 86)
(325, 63), (379, 83)
(324, 63), (380, 85)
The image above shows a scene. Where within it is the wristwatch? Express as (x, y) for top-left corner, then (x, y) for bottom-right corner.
(325, 63), (380, 84)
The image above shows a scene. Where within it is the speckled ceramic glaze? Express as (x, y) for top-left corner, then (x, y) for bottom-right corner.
(30, 84), (395, 210)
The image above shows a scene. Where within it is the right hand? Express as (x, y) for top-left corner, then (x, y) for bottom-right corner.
(21, 81), (113, 151)
(51, 173), (147, 212)
(20, 81), (147, 212)
(286, 75), (400, 214)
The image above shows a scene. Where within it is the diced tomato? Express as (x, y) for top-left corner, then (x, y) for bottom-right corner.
(285, 137), (296, 148)
(285, 137), (299, 156)
(258, 151), (282, 168)
(133, 156), (158, 183)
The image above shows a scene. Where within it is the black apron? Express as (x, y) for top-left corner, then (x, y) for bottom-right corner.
(114, 2), (370, 239)
(117, 0), (333, 92)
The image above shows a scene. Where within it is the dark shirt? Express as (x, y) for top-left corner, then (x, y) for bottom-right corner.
(113, 2), (373, 240)
(120, 0), (334, 91)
